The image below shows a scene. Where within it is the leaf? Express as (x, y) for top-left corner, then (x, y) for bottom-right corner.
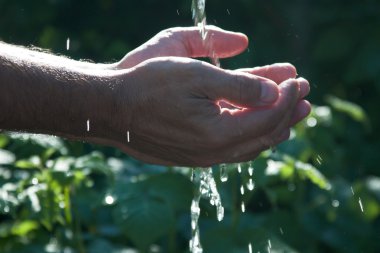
(7, 133), (68, 155)
(326, 95), (370, 128)
(0, 134), (9, 148)
(11, 220), (39, 236)
(15, 157), (41, 170)
(0, 149), (15, 165)
(113, 194), (175, 250)
(146, 172), (193, 212)
(295, 161), (331, 190)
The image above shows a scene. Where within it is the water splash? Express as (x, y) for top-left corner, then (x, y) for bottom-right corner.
(190, 168), (224, 253)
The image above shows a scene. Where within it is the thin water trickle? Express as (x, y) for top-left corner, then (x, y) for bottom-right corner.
(248, 243), (252, 253)
(86, 119), (90, 132)
(220, 163), (228, 182)
(190, 168), (224, 253)
(241, 201), (246, 213)
(358, 197), (364, 212)
(66, 38), (70, 50)
(237, 163), (242, 173)
(240, 185), (245, 195)
(248, 165), (254, 176)
(192, 0), (220, 66)
(351, 186), (355, 196)
(189, 2), (225, 252)
(127, 131), (130, 143)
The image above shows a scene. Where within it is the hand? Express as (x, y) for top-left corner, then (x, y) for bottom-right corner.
(88, 57), (310, 167)
(115, 26), (249, 69)
(115, 25), (310, 128)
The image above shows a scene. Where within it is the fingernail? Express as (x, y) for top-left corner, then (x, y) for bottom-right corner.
(260, 81), (279, 103)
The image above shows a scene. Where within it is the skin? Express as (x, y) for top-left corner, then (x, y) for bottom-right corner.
(0, 26), (311, 167)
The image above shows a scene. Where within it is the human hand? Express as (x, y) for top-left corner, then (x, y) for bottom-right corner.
(115, 26), (249, 69)
(89, 57), (310, 167)
(114, 26), (310, 125)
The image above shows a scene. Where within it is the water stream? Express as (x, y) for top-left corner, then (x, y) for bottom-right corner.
(189, 1), (255, 252)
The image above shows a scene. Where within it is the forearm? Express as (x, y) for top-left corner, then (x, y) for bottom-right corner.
(0, 42), (119, 140)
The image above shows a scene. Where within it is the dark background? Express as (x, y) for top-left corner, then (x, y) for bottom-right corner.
(0, 0), (379, 252)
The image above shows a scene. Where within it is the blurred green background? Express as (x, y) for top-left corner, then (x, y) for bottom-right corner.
(0, 0), (379, 252)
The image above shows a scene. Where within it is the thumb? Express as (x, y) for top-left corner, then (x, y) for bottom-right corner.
(202, 69), (279, 108)
(180, 25), (249, 58)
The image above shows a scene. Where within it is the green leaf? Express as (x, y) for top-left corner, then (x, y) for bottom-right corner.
(295, 161), (331, 190)
(15, 158), (41, 169)
(11, 220), (39, 236)
(0, 149), (15, 165)
(113, 194), (175, 250)
(326, 95), (370, 127)
(0, 134), (9, 148)
(146, 172), (193, 212)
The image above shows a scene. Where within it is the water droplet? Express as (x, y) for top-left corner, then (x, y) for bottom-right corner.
(306, 117), (317, 127)
(217, 206), (224, 221)
(248, 243), (252, 253)
(127, 131), (130, 142)
(247, 178), (255, 191)
(358, 197), (364, 212)
(351, 186), (355, 196)
(332, 199), (340, 208)
(240, 185), (245, 195)
(59, 201), (65, 208)
(32, 178), (39, 185)
(86, 119), (90, 132)
(316, 154), (323, 165)
(176, 9), (180, 15)
(105, 195), (115, 205)
(66, 38), (70, 50)
(220, 164), (228, 182)
(279, 227), (284, 235)
(241, 201), (246, 213)
(190, 167), (224, 253)
(3, 206), (10, 213)
(248, 165), (254, 176)
(237, 163), (242, 173)
(226, 9), (231, 15)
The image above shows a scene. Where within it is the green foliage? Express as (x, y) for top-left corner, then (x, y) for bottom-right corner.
(0, 0), (379, 252)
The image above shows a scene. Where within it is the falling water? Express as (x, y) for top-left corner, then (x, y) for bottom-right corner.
(66, 38), (70, 50)
(220, 163), (228, 182)
(189, 1), (226, 252)
(191, 0), (220, 66)
(190, 168), (224, 253)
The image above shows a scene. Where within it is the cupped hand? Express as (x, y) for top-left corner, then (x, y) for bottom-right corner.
(115, 26), (249, 69)
(91, 57), (309, 167)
